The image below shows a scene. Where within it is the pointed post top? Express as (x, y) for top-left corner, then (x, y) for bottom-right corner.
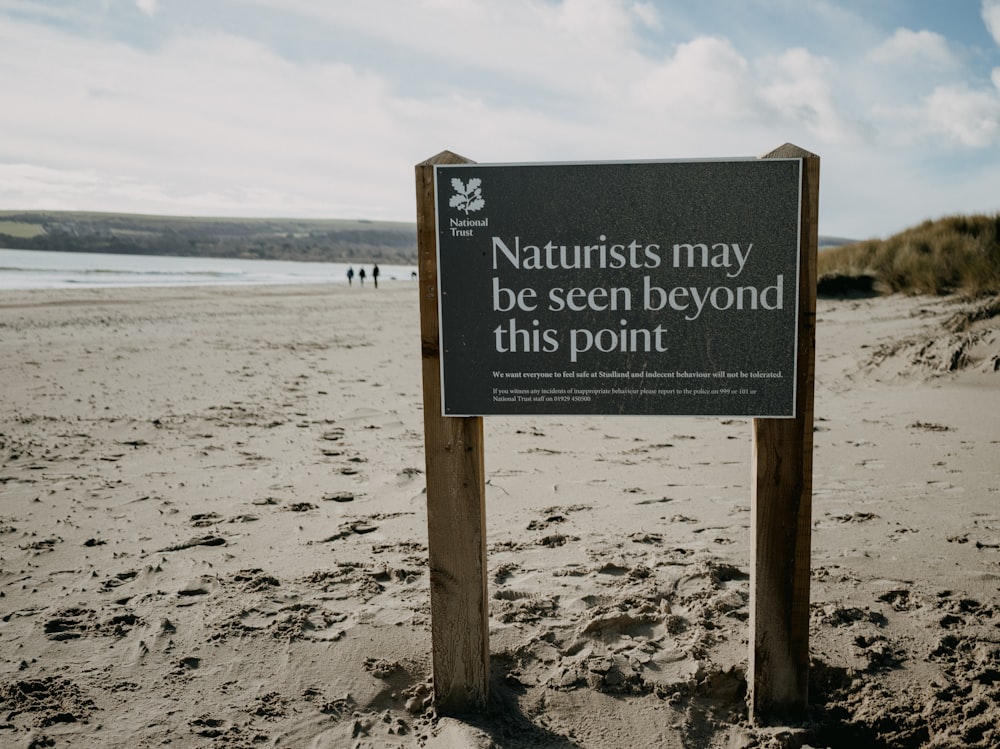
(760, 142), (818, 160)
(418, 150), (475, 167)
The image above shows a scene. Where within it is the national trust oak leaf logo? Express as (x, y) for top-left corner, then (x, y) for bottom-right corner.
(449, 177), (485, 214)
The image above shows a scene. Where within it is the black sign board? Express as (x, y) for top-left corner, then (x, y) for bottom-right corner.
(434, 159), (802, 417)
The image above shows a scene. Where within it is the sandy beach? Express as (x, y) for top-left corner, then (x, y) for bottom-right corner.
(1, 282), (998, 748)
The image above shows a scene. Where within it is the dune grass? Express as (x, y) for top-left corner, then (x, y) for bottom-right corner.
(818, 213), (1000, 296)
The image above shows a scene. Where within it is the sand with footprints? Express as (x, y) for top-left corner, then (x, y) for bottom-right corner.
(1, 283), (999, 748)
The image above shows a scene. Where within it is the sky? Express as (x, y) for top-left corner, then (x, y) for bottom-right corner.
(1, 0), (999, 240)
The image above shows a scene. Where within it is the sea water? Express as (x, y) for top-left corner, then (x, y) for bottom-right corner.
(0, 248), (417, 290)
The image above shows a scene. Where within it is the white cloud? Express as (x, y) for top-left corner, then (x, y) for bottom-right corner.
(869, 28), (955, 68)
(135, 0), (157, 17)
(630, 1), (661, 31)
(0, 20), (426, 217)
(759, 48), (861, 143)
(0, 163), (110, 210)
(240, 0), (651, 99)
(550, 0), (634, 42)
(984, 0), (1000, 46)
(630, 36), (758, 117)
(924, 84), (1000, 147)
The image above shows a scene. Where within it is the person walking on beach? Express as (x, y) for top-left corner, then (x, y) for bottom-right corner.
(372, 264), (380, 289)
(359, 267), (366, 286)
(347, 266), (354, 286)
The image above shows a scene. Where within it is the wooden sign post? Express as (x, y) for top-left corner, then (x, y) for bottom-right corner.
(749, 143), (819, 722)
(415, 150), (490, 713)
(415, 144), (819, 723)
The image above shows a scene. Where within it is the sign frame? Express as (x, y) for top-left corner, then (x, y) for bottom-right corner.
(432, 157), (803, 419)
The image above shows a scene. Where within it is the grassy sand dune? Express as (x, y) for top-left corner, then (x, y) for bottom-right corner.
(819, 213), (1000, 297)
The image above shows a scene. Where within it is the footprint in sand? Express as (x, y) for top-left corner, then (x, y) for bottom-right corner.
(44, 607), (142, 639)
(323, 491), (355, 503)
(157, 535), (227, 552)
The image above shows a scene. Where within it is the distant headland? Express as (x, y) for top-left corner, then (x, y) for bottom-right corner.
(0, 210), (418, 264)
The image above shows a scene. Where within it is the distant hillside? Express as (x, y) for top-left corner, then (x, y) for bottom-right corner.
(819, 235), (856, 250)
(818, 213), (1000, 297)
(0, 210), (418, 264)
